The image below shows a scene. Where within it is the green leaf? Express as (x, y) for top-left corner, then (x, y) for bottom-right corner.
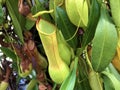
(49, 0), (64, 19)
(102, 71), (120, 90)
(74, 57), (91, 90)
(6, 0), (25, 43)
(32, 0), (52, 22)
(0, 3), (4, 24)
(33, 84), (39, 90)
(56, 7), (78, 49)
(102, 74), (114, 90)
(108, 63), (120, 81)
(0, 47), (17, 61)
(88, 71), (103, 90)
(110, 0), (120, 28)
(60, 57), (78, 90)
(26, 79), (38, 90)
(91, 6), (118, 72)
(82, 0), (100, 47)
(25, 18), (35, 30)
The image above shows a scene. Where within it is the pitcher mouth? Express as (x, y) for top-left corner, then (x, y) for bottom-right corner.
(36, 18), (56, 36)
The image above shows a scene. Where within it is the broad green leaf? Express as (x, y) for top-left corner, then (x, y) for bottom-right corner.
(60, 57), (78, 90)
(108, 63), (120, 81)
(56, 7), (78, 49)
(6, 0), (24, 43)
(88, 70), (103, 90)
(82, 0), (100, 47)
(102, 71), (120, 90)
(0, 47), (17, 61)
(102, 74), (114, 90)
(110, 0), (120, 28)
(91, 6), (118, 72)
(0, 3), (4, 24)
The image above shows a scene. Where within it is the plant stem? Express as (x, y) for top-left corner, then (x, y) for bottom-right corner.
(85, 46), (103, 90)
(85, 46), (93, 70)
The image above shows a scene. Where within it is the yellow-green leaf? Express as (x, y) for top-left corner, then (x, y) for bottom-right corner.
(102, 71), (120, 90)
(60, 57), (78, 90)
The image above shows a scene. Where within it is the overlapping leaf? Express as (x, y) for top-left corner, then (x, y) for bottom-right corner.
(32, 0), (52, 22)
(56, 7), (78, 49)
(102, 71), (120, 90)
(6, 0), (25, 43)
(108, 63), (120, 81)
(60, 57), (78, 90)
(82, 0), (100, 47)
(110, 0), (120, 28)
(91, 6), (118, 72)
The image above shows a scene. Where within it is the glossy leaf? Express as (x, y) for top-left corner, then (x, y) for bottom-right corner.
(82, 0), (100, 47)
(102, 71), (120, 90)
(60, 57), (78, 90)
(0, 3), (4, 24)
(6, 0), (25, 43)
(110, 0), (120, 28)
(102, 74), (114, 90)
(88, 70), (103, 90)
(56, 6), (78, 49)
(91, 6), (118, 72)
(108, 63), (120, 81)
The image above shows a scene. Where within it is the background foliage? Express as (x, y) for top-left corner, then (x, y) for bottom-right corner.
(0, 0), (120, 90)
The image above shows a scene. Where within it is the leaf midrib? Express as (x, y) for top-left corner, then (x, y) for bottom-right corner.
(96, 20), (108, 71)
